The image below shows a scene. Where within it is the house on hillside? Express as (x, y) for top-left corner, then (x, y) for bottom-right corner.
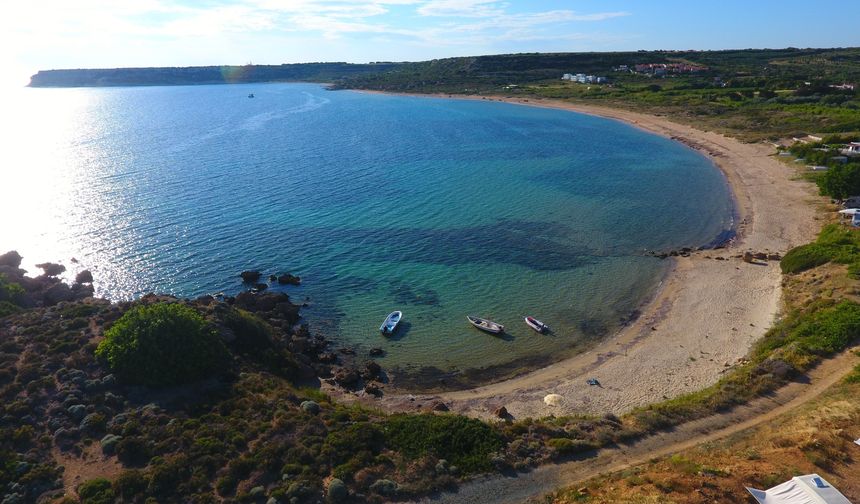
(561, 73), (607, 84)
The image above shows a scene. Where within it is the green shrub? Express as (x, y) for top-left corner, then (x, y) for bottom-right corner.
(113, 470), (148, 500)
(790, 301), (860, 354)
(780, 224), (860, 274)
(78, 478), (115, 504)
(115, 436), (152, 467)
(780, 243), (834, 273)
(0, 301), (21, 318)
(817, 163), (860, 200)
(95, 302), (229, 386)
(547, 438), (595, 456)
(223, 308), (274, 352)
(845, 363), (860, 383)
(384, 414), (502, 474)
(0, 273), (24, 305)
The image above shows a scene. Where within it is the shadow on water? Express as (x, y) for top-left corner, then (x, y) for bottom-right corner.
(289, 219), (611, 272)
(390, 281), (440, 306)
(386, 320), (412, 342)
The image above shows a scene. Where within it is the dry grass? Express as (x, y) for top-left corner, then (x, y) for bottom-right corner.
(546, 378), (860, 504)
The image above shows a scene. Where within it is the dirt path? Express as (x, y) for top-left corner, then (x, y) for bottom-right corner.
(412, 349), (859, 504)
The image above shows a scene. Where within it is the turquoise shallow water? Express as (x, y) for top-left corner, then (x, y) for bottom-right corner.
(0, 82), (734, 381)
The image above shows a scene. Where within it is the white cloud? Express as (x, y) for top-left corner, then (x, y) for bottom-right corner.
(417, 0), (505, 17)
(4, 0), (633, 76)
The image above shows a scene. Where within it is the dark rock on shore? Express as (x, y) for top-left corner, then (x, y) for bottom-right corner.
(240, 270), (262, 283)
(363, 361), (382, 380)
(0, 250), (23, 268)
(334, 367), (361, 388)
(36, 262), (66, 277)
(369, 347), (385, 357)
(253, 283), (268, 291)
(232, 291), (301, 325)
(431, 401), (449, 412)
(75, 270), (94, 284)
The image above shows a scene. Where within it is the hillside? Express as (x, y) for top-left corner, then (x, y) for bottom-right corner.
(333, 47), (860, 141)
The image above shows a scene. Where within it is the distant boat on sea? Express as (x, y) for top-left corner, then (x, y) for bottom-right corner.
(380, 311), (402, 336)
(466, 315), (505, 334)
(248, 93), (255, 98)
(524, 316), (549, 333)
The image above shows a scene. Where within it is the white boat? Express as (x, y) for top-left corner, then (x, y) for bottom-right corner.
(380, 311), (402, 335)
(466, 315), (505, 334)
(524, 316), (549, 333)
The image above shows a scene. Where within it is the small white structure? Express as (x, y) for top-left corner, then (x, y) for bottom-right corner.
(841, 142), (860, 156)
(746, 474), (851, 504)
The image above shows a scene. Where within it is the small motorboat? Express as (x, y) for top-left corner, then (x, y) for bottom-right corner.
(524, 316), (549, 333)
(466, 315), (505, 334)
(248, 93), (255, 98)
(380, 311), (402, 335)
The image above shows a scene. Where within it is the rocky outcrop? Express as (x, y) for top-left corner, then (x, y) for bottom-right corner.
(36, 262), (66, 277)
(333, 367), (361, 388)
(363, 361), (382, 381)
(0, 250), (23, 268)
(239, 270), (262, 283)
(277, 273), (301, 285)
(75, 270), (94, 284)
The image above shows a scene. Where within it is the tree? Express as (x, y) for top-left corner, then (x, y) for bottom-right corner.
(817, 163), (860, 200)
(95, 302), (229, 386)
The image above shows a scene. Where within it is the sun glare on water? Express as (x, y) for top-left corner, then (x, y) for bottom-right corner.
(0, 88), (107, 281)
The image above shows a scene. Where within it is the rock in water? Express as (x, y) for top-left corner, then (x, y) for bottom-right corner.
(277, 273), (302, 285)
(75, 270), (94, 284)
(240, 270), (262, 283)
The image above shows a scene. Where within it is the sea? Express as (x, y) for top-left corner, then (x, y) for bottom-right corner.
(0, 82), (734, 386)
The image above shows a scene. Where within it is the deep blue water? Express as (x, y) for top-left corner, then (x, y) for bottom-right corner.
(1, 82), (734, 377)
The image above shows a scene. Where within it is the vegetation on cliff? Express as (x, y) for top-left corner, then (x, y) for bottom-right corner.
(95, 303), (229, 387)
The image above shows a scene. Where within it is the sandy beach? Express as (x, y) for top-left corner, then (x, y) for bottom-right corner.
(328, 94), (822, 419)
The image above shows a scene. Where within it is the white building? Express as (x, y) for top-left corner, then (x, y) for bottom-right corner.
(841, 142), (860, 156)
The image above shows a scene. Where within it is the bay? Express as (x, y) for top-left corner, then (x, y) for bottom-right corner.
(0, 82), (734, 383)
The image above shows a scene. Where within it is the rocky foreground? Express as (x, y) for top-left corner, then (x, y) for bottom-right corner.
(2, 250), (643, 504)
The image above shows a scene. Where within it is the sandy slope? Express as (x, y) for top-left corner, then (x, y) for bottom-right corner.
(329, 95), (821, 419)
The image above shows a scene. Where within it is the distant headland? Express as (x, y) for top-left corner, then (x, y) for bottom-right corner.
(27, 62), (399, 87)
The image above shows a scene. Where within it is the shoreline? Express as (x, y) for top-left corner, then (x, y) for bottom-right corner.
(327, 91), (821, 419)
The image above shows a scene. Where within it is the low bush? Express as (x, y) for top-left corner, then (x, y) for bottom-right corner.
(780, 224), (860, 273)
(0, 301), (21, 318)
(780, 243), (836, 273)
(384, 414), (502, 474)
(95, 302), (229, 386)
(78, 478), (115, 504)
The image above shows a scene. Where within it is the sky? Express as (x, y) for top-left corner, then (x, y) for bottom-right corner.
(2, 0), (859, 85)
